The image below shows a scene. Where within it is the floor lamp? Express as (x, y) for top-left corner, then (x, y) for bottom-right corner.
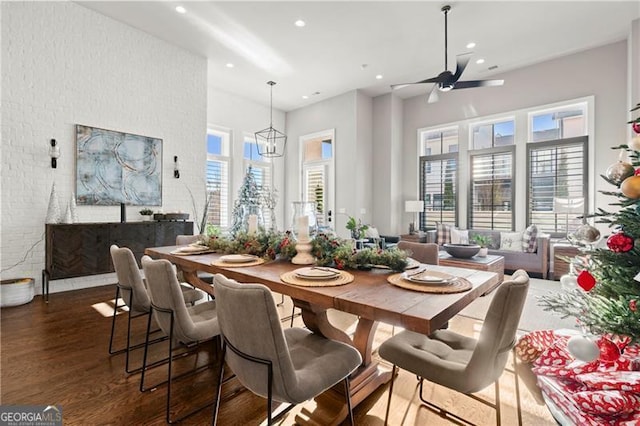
(405, 200), (424, 235)
(553, 197), (584, 239)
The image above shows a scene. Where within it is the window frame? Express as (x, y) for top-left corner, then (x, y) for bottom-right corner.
(205, 126), (231, 230)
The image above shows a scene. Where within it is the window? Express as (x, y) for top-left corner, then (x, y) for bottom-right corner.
(244, 137), (273, 229)
(302, 135), (334, 227)
(469, 119), (515, 230)
(206, 128), (230, 229)
(527, 136), (588, 235)
(469, 149), (514, 230)
(419, 127), (458, 228)
(529, 103), (586, 142)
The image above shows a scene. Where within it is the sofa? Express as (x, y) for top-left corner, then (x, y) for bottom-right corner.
(425, 227), (550, 279)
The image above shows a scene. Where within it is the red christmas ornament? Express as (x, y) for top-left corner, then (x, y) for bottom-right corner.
(577, 269), (596, 291)
(606, 230), (634, 253)
(633, 121), (640, 134)
(597, 337), (622, 363)
(635, 168), (640, 176)
(630, 299), (638, 312)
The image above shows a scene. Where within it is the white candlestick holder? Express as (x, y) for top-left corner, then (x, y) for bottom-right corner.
(291, 236), (314, 265)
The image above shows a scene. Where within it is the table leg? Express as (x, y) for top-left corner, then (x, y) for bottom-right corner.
(180, 268), (215, 297)
(293, 299), (392, 426)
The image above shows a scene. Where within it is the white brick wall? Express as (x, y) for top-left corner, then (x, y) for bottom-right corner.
(1, 2), (208, 294)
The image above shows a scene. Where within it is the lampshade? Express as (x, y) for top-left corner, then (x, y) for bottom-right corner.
(405, 200), (424, 213)
(553, 197), (584, 214)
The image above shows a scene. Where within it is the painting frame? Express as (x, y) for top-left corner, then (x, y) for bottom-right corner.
(75, 124), (163, 206)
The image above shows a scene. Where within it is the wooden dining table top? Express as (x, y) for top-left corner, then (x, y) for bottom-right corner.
(145, 246), (500, 336)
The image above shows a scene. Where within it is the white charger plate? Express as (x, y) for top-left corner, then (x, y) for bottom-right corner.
(294, 267), (341, 280)
(401, 270), (455, 284)
(219, 254), (258, 263)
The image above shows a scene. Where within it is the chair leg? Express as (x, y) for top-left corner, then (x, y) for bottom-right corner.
(212, 343), (227, 425)
(344, 376), (354, 426)
(513, 349), (523, 426)
(494, 380), (501, 426)
(384, 365), (398, 426)
(108, 286), (122, 355)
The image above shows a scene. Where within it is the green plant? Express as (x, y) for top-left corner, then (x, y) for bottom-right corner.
(345, 216), (368, 239)
(471, 234), (492, 247)
(139, 208), (154, 216)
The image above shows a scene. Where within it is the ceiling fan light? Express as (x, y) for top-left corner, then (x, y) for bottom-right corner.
(439, 83), (454, 92)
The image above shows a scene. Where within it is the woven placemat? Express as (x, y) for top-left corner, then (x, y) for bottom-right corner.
(211, 258), (265, 268)
(387, 272), (472, 294)
(280, 270), (354, 287)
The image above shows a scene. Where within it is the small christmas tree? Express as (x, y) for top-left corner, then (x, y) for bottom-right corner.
(540, 103), (640, 341)
(229, 167), (263, 236)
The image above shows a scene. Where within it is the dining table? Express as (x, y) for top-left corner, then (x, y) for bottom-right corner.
(145, 245), (501, 426)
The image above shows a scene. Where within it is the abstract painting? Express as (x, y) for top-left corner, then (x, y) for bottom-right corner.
(76, 125), (162, 206)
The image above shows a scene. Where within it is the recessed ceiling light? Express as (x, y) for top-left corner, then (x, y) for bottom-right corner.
(376, 74), (383, 80)
(476, 58), (485, 64)
(226, 63), (234, 68)
(466, 42), (476, 49)
(295, 19), (306, 27)
(302, 95), (309, 99)
(175, 6), (186, 14)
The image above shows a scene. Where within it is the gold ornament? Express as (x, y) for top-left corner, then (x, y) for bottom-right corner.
(605, 161), (635, 186)
(621, 175), (640, 199)
(629, 135), (640, 152)
(572, 223), (601, 244)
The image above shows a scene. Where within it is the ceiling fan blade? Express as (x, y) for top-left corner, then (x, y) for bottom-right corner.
(391, 76), (443, 90)
(453, 53), (472, 81)
(453, 79), (504, 90)
(427, 84), (439, 103)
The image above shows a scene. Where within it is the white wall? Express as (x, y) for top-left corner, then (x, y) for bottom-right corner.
(400, 41), (628, 230)
(206, 87), (286, 230)
(285, 90), (369, 237)
(1, 2), (207, 293)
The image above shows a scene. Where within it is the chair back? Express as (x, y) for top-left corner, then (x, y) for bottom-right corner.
(213, 273), (297, 402)
(141, 256), (196, 344)
(110, 245), (150, 312)
(397, 241), (439, 265)
(465, 270), (530, 392)
(176, 234), (200, 245)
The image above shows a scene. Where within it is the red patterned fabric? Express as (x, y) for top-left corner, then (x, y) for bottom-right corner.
(515, 329), (558, 363)
(573, 390), (640, 415)
(575, 372), (640, 393)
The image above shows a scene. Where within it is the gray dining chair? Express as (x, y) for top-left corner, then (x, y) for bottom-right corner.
(378, 269), (530, 426)
(108, 245), (203, 374)
(211, 273), (362, 425)
(140, 256), (220, 424)
(397, 241), (439, 265)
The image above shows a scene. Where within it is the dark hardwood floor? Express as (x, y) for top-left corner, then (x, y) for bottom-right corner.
(0, 285), (555, 425)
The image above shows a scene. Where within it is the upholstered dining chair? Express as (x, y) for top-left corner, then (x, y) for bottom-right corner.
(211, 273), (362, 425)
(397, 241), (439, 265)
(140, 256), (220, 424)
(108, 245), (203, 374)
(378, 269), (530, 426)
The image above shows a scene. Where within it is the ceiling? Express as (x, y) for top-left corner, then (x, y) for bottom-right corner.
(77, 1), (640, 112)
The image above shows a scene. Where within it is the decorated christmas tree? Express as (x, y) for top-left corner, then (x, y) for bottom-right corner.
(229, 167), (263, 236)
(540, 103), (640, 341)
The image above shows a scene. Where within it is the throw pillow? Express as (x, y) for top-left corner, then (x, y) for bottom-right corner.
(365, 227), (380, 239)
(522, 224), (538, 253)
(436, 222), (452, 245)
(450, 228), (469, 244)
(572, 390), (640, 416)
(500, 231), (523, 251)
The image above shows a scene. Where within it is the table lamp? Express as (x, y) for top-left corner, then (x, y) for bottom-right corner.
(405, 200), (424, 235)
(553, 196), (584, 239)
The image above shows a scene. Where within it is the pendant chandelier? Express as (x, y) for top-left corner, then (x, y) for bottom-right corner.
(254, 81), (287, 158)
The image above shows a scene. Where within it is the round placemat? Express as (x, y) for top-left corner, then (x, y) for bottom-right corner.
(387, 273), (472, 294)
(280, 270), (354, 287)
(211, 257), (265, 268)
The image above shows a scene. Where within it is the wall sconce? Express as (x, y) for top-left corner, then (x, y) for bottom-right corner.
(173, 156), (180, 178)
(49, 139), (60, 168)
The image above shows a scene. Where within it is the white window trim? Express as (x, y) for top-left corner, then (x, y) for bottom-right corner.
(206, 125), (232, 230)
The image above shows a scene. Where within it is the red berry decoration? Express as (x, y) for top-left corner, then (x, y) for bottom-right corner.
(633, 121), (640, 134)
(630, 299), (638, 312)
(598, 337), (622, 363)
(635, 168), (640, 176)
(577, 270), (596, 292)
(606, 230), (634, 253)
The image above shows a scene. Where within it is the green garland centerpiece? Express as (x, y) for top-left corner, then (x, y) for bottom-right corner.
(205, 230), (409, 271)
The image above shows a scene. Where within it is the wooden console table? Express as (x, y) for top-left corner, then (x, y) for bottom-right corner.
(43, 221), (193, 300)
(400, 233), (427, 243)
(552, 244), (581, 280)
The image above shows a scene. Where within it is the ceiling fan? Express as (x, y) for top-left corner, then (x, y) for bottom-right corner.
(391, 5), (504, 103)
